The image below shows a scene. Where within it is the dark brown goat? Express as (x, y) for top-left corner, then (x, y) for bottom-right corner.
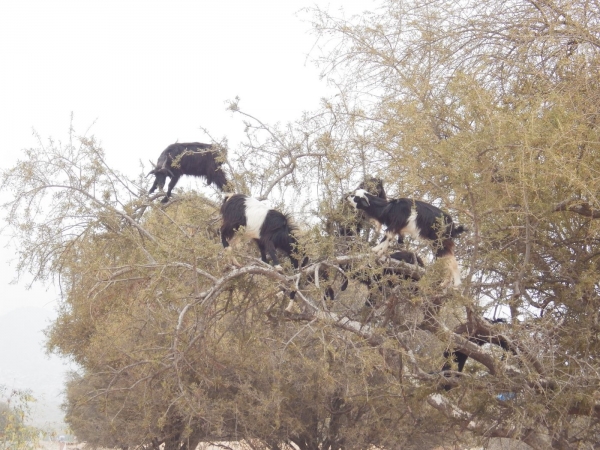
(441, 318), (515, 390)
(148, 142), (227, 203)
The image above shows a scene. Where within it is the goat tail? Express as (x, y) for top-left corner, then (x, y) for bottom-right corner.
(451, 225), (468, 238)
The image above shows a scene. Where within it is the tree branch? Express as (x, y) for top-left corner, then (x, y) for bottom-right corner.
(553, 198), (600, 218)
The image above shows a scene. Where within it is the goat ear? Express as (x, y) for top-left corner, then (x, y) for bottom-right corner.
(147, 159), (158, 176)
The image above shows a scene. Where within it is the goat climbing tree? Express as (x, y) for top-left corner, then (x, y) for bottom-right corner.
(3, 0), (600, 448)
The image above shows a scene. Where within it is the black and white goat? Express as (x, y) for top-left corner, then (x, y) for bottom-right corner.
(220, 194), (307, 270)
(329, 177), (388, 240)
(148, 142), (228, 203)
(346, 189), (466, 286)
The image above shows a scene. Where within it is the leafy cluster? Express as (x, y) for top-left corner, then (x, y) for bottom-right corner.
(3, 0), (600, 449)
(0, 386), (38, 449)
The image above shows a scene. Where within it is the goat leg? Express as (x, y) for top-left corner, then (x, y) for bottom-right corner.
(265, 242), (282, 271)
(163, 174), (181, 203)
(372, 231), (395, 254)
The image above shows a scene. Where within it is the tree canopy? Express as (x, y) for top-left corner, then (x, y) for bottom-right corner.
(3, 0), (600, 449)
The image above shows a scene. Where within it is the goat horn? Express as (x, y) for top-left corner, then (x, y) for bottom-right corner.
(149, 159), (157, 168)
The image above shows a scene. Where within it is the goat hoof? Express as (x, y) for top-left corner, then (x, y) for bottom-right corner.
(285, 300), (295, 312)
(371, 246), (384, 255)
(274, 264), (283, 272)
(160, 197), (170, 204)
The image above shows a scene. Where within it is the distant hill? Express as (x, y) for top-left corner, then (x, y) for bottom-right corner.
(0, 307), (74, 431)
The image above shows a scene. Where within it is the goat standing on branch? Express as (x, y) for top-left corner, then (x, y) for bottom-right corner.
(346, 189), (466, 286)
(328, 177), (388, 240)
(148, 142), (228, 203)
(441, 318), (515, 390)
(220, 194), (308, 271)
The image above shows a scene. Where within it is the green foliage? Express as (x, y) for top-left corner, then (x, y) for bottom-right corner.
(0, 386), (38, 450)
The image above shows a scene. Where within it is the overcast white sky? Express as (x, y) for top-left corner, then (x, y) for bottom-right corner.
(0, 0), (373, 316)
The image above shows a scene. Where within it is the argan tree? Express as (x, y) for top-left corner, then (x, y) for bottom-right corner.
(3, 0), (600, 449)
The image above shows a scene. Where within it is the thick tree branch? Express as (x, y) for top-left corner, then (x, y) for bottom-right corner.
(553, 198), (600, 218)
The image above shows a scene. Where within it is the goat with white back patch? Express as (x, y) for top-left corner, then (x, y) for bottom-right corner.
(148, 142), (228, 203)
(220, 194), (307, 270)
(346, 189), (466, 286)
